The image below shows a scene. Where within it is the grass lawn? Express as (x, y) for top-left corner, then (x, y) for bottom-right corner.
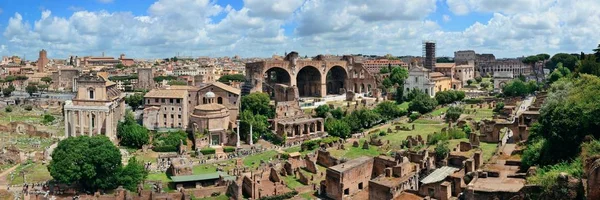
(243, 150), (278, 168)
(380, 122), (446, 149)
(10, 162), (52, 185)
(192, 164), (217, 174)
(479, 142), (499, 162)
(328, 140), (381, 159)
(282, 175), (306, 189)
(413, 119), (444, 124)
(300, 191), (316, 199)
(398, 102), (410, 110)
(431, 107), (449, 117)
(146, 172), (171, 182)
(284, 146), (316, 156)
(465, 108), (494, 122)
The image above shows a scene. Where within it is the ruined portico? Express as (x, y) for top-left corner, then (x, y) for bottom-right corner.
(63, 73), (126, 141)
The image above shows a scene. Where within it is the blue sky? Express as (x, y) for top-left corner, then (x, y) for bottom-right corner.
(0, 0), (598, 59)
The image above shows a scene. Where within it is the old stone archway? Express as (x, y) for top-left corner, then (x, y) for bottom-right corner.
(264, 67), (291, 96)
(326, 66), (347, 95)
(297, 66), (322, 97)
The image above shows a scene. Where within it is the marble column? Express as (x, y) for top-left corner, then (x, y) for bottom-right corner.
(249, 124), (253, 146)
(79, 111), (84, 136)
(70, 111), (75, 137)
(96, 111), (102, 136)
(236, 120), (240, 147)
(88, 111), (93, 136)
(106, 111), (113, 140)
(64, 110), (69, 137)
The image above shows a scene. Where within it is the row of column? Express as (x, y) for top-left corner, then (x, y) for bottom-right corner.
(287, 122), (323, 138)
(64, 109), (112, 139)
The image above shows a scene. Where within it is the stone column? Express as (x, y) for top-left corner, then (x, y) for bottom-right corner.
(79, 111), (84, 136)
(64, 110), (69, 137)
(249, 124), (253, 146)
(236, 120), (240, 147)
(70, 111), (75, 137)
(88, 111), (93, 136)
(106, 111), (113, 140)
(96, 111), (102, 136)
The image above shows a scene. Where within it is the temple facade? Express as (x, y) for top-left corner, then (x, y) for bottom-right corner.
(63, 73), (126, 141)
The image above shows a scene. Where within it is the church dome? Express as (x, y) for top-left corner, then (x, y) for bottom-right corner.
(205, 91), (215, 98)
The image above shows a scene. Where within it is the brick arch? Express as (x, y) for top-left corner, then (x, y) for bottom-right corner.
(296, 65), (322, 97)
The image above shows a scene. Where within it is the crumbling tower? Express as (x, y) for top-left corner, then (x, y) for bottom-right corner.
(423, 41), (436, 70)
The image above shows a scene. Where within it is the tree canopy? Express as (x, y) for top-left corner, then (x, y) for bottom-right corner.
(48, 136), (147, 191)
(549, 53), (578, 71)
(125, 92), (145, 110)
(25, 84), (38, 96)
(117, 111), (150, 148)
(502, 80), (538, 97)
(375, 101), (408, 121)
(408, 90), (438, 114)
(241, 92), (274, 118)
(325, 118), (351, 139)
(218, 74), (245, 83)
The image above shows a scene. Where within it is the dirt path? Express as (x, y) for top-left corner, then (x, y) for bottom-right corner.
(0, 164), (20, 190)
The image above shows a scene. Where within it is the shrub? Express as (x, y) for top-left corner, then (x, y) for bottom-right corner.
(475, 76), (483, 83)
(23, 105), (33, 111)
(200, 148), (216, 155)
(464, 98), (483, 104)
(448, 128), (467, 139)
(281, 153), (290, 160)
(321, 136), (340, 145)
(4, 106), (12, 113)
(223, 146), (236, 153)
(379, 131), (387, 136)
(152, 131), (188, 152)
(493, 102), (505, 112)
(435, 141), (450, 159)
(521, 139), (545, 169)
(409, 112), (421, 122)
(526, 159), (583, 193)
(301, 140), (321, 151)
(445, 106), (464, 122)
(42, 114), (56, 125)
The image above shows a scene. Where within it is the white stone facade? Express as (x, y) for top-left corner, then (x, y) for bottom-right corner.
(404, 65), (436, 97)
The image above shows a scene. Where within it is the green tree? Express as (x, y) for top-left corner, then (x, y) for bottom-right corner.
(382, 78), (393, 89)
(48, 136), (123, 191)
(549, 53), (578, 71)
(241, 92), (274, 118)
(115, 63), (126, 69)
(3, 85), (15, 97)
(239, 110), (270, 143)
(502, 80), (530, 97)
(379, 67), (390, 74)
(467, 79), (473, 86)
(475, 76), (482, 83)
(218, 74), (246, 83)
(480, 82), (490, 89)
(168, 80), (187, 85)
(576, 55), (600, 76)
(493, 102), (505, 112)
(593, 44), (600, 62)
(41, 76), (53, 85)
(25, 84), (38, 96)
(408, 90), (437, 114)
(330, 107), (344, 119)
(434, 141), (450, 159)
(117, 111), (150, 148)
(325, 119), (351, 139)
(42, 114), (56, 125)
(389, 67), (408, 103)
(125, 93), (145, 110)
(314, 105), (330, 118)
(445, 106), (463, 122)
(375, 101), (407, 121)
(4, 76), (16, 85)
(153, 75), (177, 83)
(38, 84), (49, 93)
(117, 157), (148, 191)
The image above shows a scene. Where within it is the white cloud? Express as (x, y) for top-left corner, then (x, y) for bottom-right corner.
(97, 0), (114, 3)
(443, 15), (451, 22)
(1, 0), (599, 59)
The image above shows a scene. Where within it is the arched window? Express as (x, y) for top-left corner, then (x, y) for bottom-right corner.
(217, 97), (223, 104)
(88, 88), (95, 99)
